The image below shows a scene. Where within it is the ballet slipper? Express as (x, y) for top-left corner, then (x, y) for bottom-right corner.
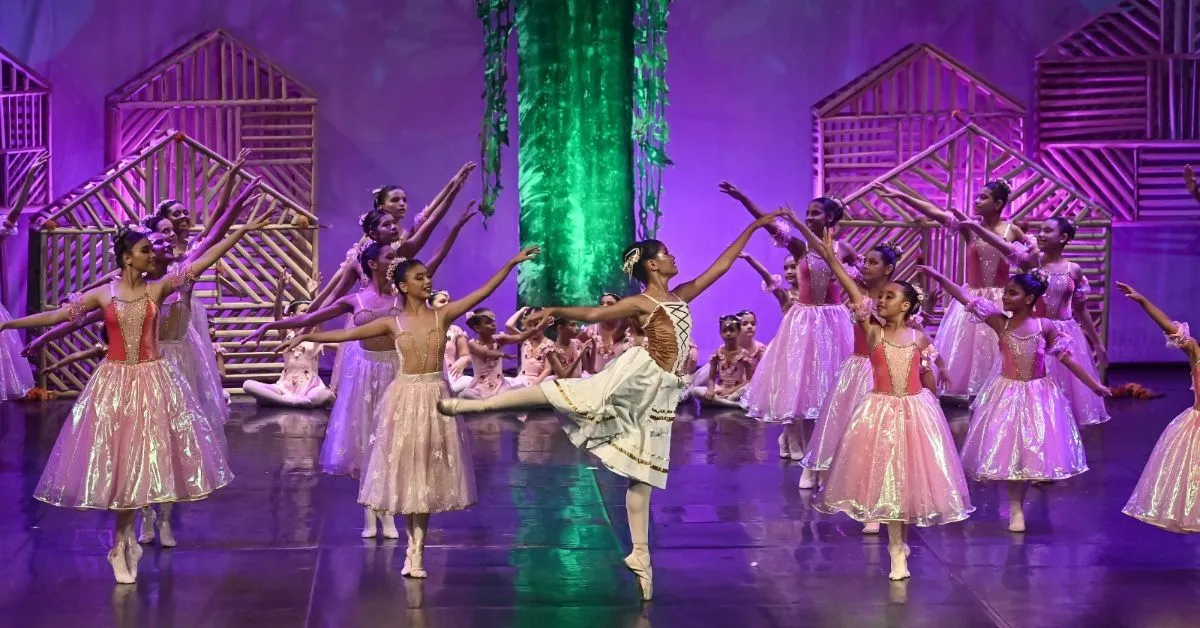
(887, 543), (911, 581)
(624, 546), (653, 601)
(400, 545), (413, 576)
(380, 513), (400, 540)
(108, 539), (135, 585)
(124, 536), (144, 580)
(137, 507), (157, 545)
(1008, 507), (1026, 533)
(798, 468), (817, 490)
(361, 507), (378, 539)
(406, 546), (428, 579)
(156, 516), (177, 548)
(862, 522), (880, 535)
(777, 434), (788, 459)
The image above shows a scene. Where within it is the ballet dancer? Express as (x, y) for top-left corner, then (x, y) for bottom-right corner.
(242, 271), (335, 408)
(689, 315), (755, 407)
(438, 211), (785, 600)
(431, 290), (474, 394)
(545, 319), (592, 379)
(0, 153), (45, 399)
(458, 308), (547, 400)
(505, 307), (556, 386)
(580, 292), (630, 375)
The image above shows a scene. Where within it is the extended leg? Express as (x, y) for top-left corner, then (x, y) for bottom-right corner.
(439, 385), (552, 415)
(624, 481), (654, 600)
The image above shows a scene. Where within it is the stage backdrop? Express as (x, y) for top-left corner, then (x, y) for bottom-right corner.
(1, 0), (1194, 364)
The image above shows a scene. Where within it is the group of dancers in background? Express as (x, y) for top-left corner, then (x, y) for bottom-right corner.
(0, 154), (1198, 597)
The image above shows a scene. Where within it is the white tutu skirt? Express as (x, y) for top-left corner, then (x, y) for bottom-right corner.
(0, 303), (34, 399)
(962, 375), (1087, 481)
(742, 304), (853, 422)
(802, 355), (873, 471)
(1045, 319), (1109, 426)
(160, 326), (230, 430)
(320, 345), (398, 477)
(188, 294), (228, 405)
(542, 347), (687, 489)
(934, 288), (1002, 397)
(1123, 407), (1200, 533)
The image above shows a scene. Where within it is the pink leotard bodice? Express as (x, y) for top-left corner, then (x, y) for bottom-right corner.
(518, 337), (555, 377)
(796, 253), (845, 306)
(351, 292), (404, 352)
(712, 348), (751, 390)
(1036, 266), (1088, 321)
(966, 237), (1012, 289)
(998, 325), (1049, 381)
(869, 340), (923, 396)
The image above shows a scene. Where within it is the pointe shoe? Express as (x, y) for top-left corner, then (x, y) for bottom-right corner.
(380, 513), (400, 540)
(777, 434), (788, 459)
(437, 398), (462, 416)
(1008, 509), (1026, 533)
(406, 547), (428, 579)
(108, 541), (136, 584)
(362, 508), (378, 539)
(798, 468), (817, 490)
(400, 546), (414, 576)
(624, 550), (654, 601)
(862, 522), (880, 535)
(887, 544), (911, 581)
(156, 516), (177, 548)
(137, 508), (157, 544)
(124, 537), (144, 580)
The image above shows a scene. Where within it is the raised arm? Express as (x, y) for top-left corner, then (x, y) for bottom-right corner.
(193, 150), (251, 244)
(496, 319), (549, 346)
(308, 265), (358, 314)
(271, 272), (289, 323)
(4, 153), (48, 227)
(718, 182), (807, 259)
(917, 264), (1006, 335)
(277, 317), (394, 353)
(0, 286), (106, 331)
(440, 246), (541, 323)
(425, 203), (478, 275)
(875, 185), (969, 225)
(787, 213), (865, 307)
(397, 163), (475, 259)
(182, 214), (269, 280)
(673, 212), (783, 302)
(503, 308), (528, 335)
(738, 254), (790, 310)
(187, 176), (260, 258)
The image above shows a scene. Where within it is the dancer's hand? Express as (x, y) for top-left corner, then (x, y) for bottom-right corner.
(241, 324), (273, 347)
(1095, 346), (1109, 371)
(873, 184), (902, 200)
(1114, 281), (1145, 303)
(448, 361), (466, 379)
(525, 308), (552, 328)
(275, 333), (308, 354)
(914, 264), (934, 277)
(456, 201), (480, 225)
(936, 369), (951, 392)
(0, 322), (7, 333)
(717, 180), (748, 201)
(454, 162), (477, 184)
(1093, 383), (1113, 397)
(806, 226), (835, 258)
(233, 148), (252, 168)
(510, 246), (541, 264)
(752, 210), (788, 230)
(31, 152), (49, 172)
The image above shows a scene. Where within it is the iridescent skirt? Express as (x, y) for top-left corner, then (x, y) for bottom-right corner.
(962, 375), (1087, 481)
(934, 287), (1002, 397)
(321, 345), (398, 477)
(1045, 319), (1110, 426)
(1123, 407), (1200, 533)
(160, 328), (229, 430)
(802, 354), (872, 471)
(742, 304), (853, 422)
(0, 303), (34, 400)
(358, 372), (476, 514)
(816, 389), (974, 526)
(34, 359), (233, 510)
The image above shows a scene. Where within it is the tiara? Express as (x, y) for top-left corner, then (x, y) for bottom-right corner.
(385, 256), (406, 285)
(118, 223), (152, 237)
(621, 248), (641, 276)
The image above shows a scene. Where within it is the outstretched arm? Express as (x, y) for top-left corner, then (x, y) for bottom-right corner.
(277, 317), (394, 352)
(1117, 281), (1196, 362)
(738, 254), (791, 310)
(1046, 323), (1111, 395)
(875, 185), (969, 226)
(23, 310), (105, 355)
(918, 264), (1006, 335)
(440, 247), (541, 323)
(0, 286), (105, 331)
(718, 182), (807, 259)
(468, 340), (508, 359)
(4, 153), (48, 228)
(397, 163), (475, 259)
(242, 297), (353, 344)
(424, 203), (478, 276)
(674, 212), (783, 302)
(959, 221), (1035, 268)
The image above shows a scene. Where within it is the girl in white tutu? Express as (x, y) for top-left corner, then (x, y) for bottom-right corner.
(1117, 282), (1200, 532)
(277, 246), (540, 578)
(719, 182), (856, 460)
(439, 212), (784, 600)
(0, 154), (45, 399)
(922, 265), (1109, 532)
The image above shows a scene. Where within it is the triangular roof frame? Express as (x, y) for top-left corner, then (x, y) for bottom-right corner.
(0, 44), (51, 93)
(1038, 0), (1170, 60)
(106, 29), (315, 103)
(814, 43), (1025, 117)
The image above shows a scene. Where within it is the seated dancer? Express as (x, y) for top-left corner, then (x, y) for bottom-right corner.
(242, 271), (335, 408)
(439, 211), (784, 600)
(579, 292), (629, 375)
(458, 308), (547, 400)
(0, 153), (46, 400)
(1117, 282), (1200, 533)
(0, 210), (264, 583)
(544, 318), (593, 379)
(690, 315), (755, 407)
(276, 246), (540, 578)
(430, 290), (473, 394)
(505, 307), (556, 387)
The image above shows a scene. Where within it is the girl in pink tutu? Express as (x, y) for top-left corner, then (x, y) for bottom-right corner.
(719, 182), (856, 460)
(0, 214), (262, 583)
(438, 212), (784, 600)
(505, 307), (556, 386)
(1117, 282), (1200, 532)
(431, 291), (474, 394)
(0, 154), (45, 399)
(459, 308), (546, 399)
(690, 315), (755, 407)
(877, 181), (1030, 398)
(922, 266), (1109, 532)
(799, 225), (973, 581)
(277, 246), (540, 578)
(581, 292), (629, 375)
(544, 318), (592, 379)
(242, 272), (335, 409)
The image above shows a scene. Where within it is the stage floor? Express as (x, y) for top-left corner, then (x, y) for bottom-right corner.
(1, 366), (1199, 627)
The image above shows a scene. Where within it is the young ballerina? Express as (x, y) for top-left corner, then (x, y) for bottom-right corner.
(719, 182), (856, 459)
(277, 246), (540, 577)
(506, 307), (556, 386)
(689, 315), (755, 407)
(0, 153), (46, 399)
(544, 319), (592, 379)
(459, 308), (546, 399)
(243, 272), (335, 408)
(960, 217), (1110, 426)
(804, 228), (973, 581)
(580, 292), (630, 375)
(0, 215), (261, 582)
(438, 212), (784, 600)
(877, 180), (1030, 397)
(431, 290), (474, 394)
(1117, 282), (1200, 532)
(922, 265), (1108, 532)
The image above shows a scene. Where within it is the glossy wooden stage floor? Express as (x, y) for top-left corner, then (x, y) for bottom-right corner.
(2, 366), (1199, 627)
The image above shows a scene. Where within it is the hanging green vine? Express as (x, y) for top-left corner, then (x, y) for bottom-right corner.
(477, 0), (514, 223)
(632, 0), (671, 240)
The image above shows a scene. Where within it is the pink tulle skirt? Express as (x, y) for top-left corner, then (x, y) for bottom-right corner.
(962, 375), (1087, 481)
(321, 345), (398, 477)
(161, 330), (229, 430)
(816, 389), (974, 526)
(802, 354), (872, 471)
(934, 287), (1002, 397)
(742, 304), (853, 422)
(1123, 407), (1200, 533)
(34, 359), (233, 510)
(1046, 319), (1109, 426)
(0, 304), (34, 400)
(358, 372), (476, 514)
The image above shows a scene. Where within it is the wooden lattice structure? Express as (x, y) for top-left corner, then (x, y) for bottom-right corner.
(0, 46), (50, 211)
(106, 30), (316, 209)
(833, 122), (1113, 360)
(813, 43), (1026, 199)
(33, 131), (319, 394)
(1036, 0), (1200, 222)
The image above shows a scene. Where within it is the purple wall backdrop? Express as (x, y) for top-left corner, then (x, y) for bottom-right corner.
(1, 0), (1194, 364)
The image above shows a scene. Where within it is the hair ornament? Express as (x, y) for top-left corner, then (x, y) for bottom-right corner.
(912, 283), (927, 305)
(1030, 267), (1050, 284)
(357, 212), (370, 227)
(827, 193), (848, 212)
(117, 223), (152, 238)
(621, 248), (642, 276)
(370, 187), (384, 196)
(881, 239), (904, 257)
(385, 256), (406, 285)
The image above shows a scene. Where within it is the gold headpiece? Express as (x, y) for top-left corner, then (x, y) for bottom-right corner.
(621, 248), (642, 276)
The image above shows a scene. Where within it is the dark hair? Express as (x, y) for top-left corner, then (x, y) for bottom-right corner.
(736, 309), (756, 322)
(719, 314), (740, 331)
(358, 241), (388, 280)
(372, 185), (402, 210)
(285, 300), (311, 316)
(516, 307), (543, 331)
(812, 197), (845, 226)
(982, 179), (1012, 208)
(389, 258), (427, 292)
(466, 307), (495, 331)
(360, 208), (389, 239)
(142, 215), (170, 233)
(623, 239), (666, 284)
(892, 280), (922, 319)
(599, 291), (622, 303)
(154, 199), (181, 220)
(870, 242), (903, 276)
(114, 225), (150, 269)
(1009, 273), (1050, 304)
(1045, 216), (1077, 242)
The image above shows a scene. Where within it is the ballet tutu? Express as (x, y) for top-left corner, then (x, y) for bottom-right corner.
(320, 345), (398, 477)
(160, 325), (230, 430)
(34, 359), (233, 510)
(543, 346), (688, 489)
(460, 368), (516, 399)
(1123, 407), (1200, 532)
(815, 389), (974, 526)
(1045, 319), (1109, 426)
(961, 375), (1087, 481)
(358, 372), (476, 514)
(327, 317), (356, 393)
(934, 287), (1002, 397)
(801, 354), (873, 471)
(0, 303), (35, 400)
(188, 294), (229, 405)
(742, 304), (853, 422)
